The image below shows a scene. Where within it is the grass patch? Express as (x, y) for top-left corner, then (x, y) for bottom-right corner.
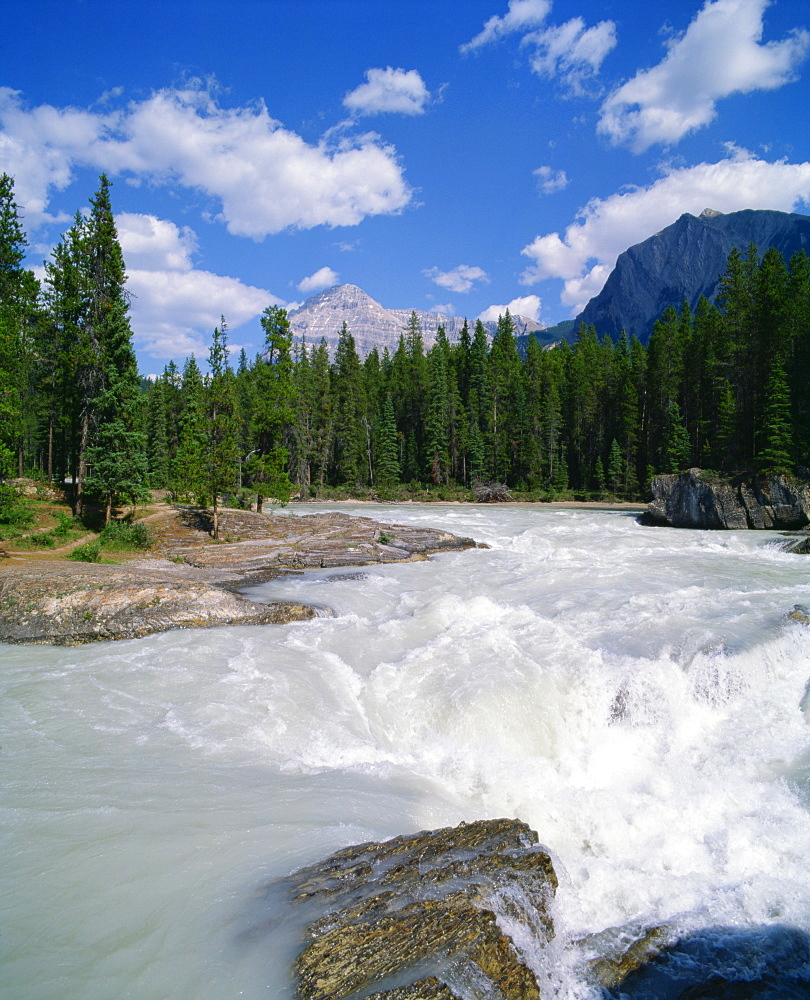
(98, 519), (152, 552)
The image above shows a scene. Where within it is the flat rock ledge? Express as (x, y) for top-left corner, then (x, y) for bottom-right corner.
(276, 818), (668, 1000)
(645, 469), (810, 537)
(0, 509), (480, 645)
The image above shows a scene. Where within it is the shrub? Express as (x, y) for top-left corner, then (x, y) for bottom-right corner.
(70, 540), (102, 562)
(99, 519), (152, 551)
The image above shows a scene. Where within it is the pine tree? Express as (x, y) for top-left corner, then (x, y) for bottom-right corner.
(375, 392), (400, 488)
(425, 331), (450, 484)
(663, 401), (691, 474)
(206, 319), (240, 538)
(757, 359), (794, 476)
(331, 322), (368, 485)
(173, 355), (207, 502)
(0, 174), (39, 478)
(249, 305), (295, 511)
(145, 376), (170, 488)
(80, 176), (148, 521)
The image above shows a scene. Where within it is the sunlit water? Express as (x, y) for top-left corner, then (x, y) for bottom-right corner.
(3, 505), (810, 999)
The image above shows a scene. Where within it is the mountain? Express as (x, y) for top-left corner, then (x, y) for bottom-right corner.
(571, 208), (810, 344)
(288, 283), (549, 357)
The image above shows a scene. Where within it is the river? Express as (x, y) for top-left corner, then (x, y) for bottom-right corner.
(3, 504), (810, 998)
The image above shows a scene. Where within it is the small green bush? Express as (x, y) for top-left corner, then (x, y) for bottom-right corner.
(98, 519), (152, 551)
(70, 539), (102, 563)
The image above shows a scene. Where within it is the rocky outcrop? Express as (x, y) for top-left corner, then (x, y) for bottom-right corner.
(283, 818), (556, 1000)
(0, 509), (481, 645)
(646, 469), (810, 531)
(572, 208), (810, 344)
(276, 818), (673, 1000)
(0, 561), (316, 644)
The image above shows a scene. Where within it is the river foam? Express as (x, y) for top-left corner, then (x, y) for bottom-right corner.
(3, 505), (810, 998)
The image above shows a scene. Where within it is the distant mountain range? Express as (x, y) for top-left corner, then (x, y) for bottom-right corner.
(571, 208), (810, 343)
(287, 208), (810, 357)
(288, 283), (550, 358)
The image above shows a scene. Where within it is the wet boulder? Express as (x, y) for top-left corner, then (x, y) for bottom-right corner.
(646, 470), (810, 531)
(284, 818), (557, 1000)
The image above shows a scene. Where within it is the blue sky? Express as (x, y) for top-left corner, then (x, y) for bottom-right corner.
(2, 0), (809, 372)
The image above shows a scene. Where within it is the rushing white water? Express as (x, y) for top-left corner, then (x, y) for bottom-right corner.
(3, 504), (810, 999)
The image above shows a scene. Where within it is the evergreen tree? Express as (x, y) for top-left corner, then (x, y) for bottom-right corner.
(173, 355), (207, 502)
(0, 174), (29, 475)
(375, 392), (401, 488)
(331, 322), (368, 484)
(80, 176), (148, 521)
(249, 305), (295, 511)
(206, 320), (240, 538)
(757, 359), (794, 476)
(663, 401), (691, 474)
(145, 376), (171, 488)
(425, 330), (450, 484)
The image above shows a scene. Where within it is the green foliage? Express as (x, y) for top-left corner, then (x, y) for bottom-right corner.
(70, 539), (102, 562)
(98, 518), (152, 550)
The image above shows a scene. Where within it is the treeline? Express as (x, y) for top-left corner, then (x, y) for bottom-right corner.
(1, 172), (809, 517)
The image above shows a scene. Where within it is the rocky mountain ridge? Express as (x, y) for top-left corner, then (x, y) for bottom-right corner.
(572, 208), (810, 344)
(288, 284), (547, 358)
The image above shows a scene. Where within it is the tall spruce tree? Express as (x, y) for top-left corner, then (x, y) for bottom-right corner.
(0, 174), (31, 478)
(206, 319), (240, 538)
(248, 305), (295, 511)
(80, 175), (148, 521)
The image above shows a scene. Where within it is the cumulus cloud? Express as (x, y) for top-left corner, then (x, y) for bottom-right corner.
(520, 151), (810, 313)
(524, 17), (617, 95)
(461, 0), (551, 53)
(479, 295), (542, 323)
(425, 264), (489, 293)
(0, 83), (412, 236)
(298, 266), (339, 294)
(116, 212), (278, 358)
(343, 67), (431, 116)
(534, 165), (569, 194)
(599, 0), (810, 151)
(429, 303), (457, 315)
(461, 2), (615, 95)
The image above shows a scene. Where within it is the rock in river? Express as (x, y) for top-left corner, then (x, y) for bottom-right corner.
(280, 818), (557, 1000)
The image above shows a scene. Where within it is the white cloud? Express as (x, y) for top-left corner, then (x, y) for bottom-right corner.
(115, 212), (279, 358)
(525, 18), (617, 95)
(461, 0), (551, 53)
(425, 264), (489, 293)
(534, 165), (569, 194)
(343, 68), (431, 116)
(117, 211), (197, 271)
(520, 151), (810, 314)
(599, 0), (810, 151)
(479, 295), (542, 322)
(298, 266), (339, 294)
(430, 303), (457, 315)
(0, 83), (412, 236)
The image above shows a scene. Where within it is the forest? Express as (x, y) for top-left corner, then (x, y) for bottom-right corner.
(1, 173), (809, 518)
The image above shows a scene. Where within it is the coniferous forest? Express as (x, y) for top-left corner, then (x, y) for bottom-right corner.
(1, 173), (809, 513)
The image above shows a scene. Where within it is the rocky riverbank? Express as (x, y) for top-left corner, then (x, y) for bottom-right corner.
(0, 508), (480, 645)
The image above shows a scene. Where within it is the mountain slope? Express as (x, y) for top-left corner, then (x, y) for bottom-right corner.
(571, 208), (810, 343)
(288, 284), (548, 357)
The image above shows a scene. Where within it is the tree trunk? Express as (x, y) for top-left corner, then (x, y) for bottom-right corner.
(256, 494), (263, 514)
(212, 497), (219, 539)
(76, 410), (90, 518)
(47, 417), (53, 481)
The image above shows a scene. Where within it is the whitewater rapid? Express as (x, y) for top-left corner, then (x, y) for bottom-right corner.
(3, 505), (810, 998)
